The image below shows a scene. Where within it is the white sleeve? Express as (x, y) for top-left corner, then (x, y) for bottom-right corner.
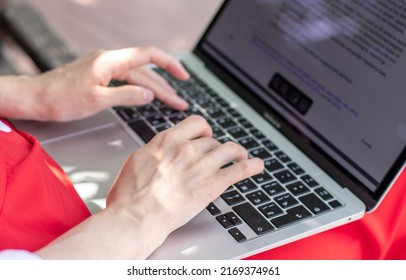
(0, 249), (42, 260)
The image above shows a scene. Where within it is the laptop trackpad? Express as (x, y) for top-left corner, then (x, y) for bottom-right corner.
(42, 123), (141, 213)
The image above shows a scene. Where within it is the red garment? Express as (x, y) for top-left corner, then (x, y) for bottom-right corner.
(247, 168), (406, 260)
(0, 119), (90, 252)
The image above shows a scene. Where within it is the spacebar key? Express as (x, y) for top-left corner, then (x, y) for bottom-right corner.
(233, 203), (274, 235)
(128, 120), (156, 143)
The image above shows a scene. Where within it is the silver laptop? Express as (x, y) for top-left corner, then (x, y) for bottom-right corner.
(14, 0), (406, 259)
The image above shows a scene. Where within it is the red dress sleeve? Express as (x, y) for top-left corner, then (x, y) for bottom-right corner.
(0, 119), (90, 252)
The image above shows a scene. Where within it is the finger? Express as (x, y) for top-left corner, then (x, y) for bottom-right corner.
(168, 115), (213, 140)
(97, 84), (154, 107)
(216, 157), (264, 188)
(201, 141), (249, 170)
(131, 67), (176, 94)
(99, 47), (190, 81)
(191, 137), (221, 155)
(126, 68), (188, 110)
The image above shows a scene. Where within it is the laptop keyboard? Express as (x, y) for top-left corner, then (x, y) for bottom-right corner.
(113, 65), (343, 243)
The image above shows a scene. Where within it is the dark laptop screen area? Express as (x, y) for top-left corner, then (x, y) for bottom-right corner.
(198, 0), (406, 195)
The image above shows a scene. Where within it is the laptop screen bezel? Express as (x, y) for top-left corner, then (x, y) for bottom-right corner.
(192, 0), (406, 211)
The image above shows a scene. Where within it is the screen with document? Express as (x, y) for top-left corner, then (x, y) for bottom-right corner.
(201, 0), (406, 192)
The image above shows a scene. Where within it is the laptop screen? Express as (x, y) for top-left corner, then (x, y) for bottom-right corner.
(199, 0), (406, 194)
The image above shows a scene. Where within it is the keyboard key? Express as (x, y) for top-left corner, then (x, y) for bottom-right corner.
(137, 105), (157, 117)
(206, 118), (216, 128)
(261, 181), (285, 196)
(274, 169), (297, 184)
(246, 190), (270, 205)
(301, 175), (319, 187)
(155, 123), (172, 132)
(225, 185), (234, 192)
(161, 107), (179, 117)
(206, 203), (221, 216)
(186, 105), (205, 117)
(128, 120), (156, 143)
(262, 139), (278, 151)
(235, 179), (257, 193)
(225, 212), (243, 225)
(196, 98), (214, 109)
(216, 214), (234, 229)
(250, 128), (266, 140)
(251, 171), (272, 185)
(233, 203), (274, 235)
(227, 126), (248, 139)
(206, 107), (225, 119)
(217, 117), (238, 129)
(147, 114), (166, 126)
(314, 187), (333, 200)
(274, 151), (291, 163)
(227, 108), (242, 119)
(115, 107), (138, 121)
(274, 193), (299, 208)
(152, 99), (166, 109)
(271, 205), (312, 228)
(250, 148), (272, 159)
(169, 113), (186, 125)
(287, 162), (305, 175)
(238, 137), (260, 150)
(258, 202), (283, 218)
(286, 181), (310, 196)
(212, 126), (225, 139)
(214, 96), (230, 108)
(299, 193), (330, 215)
(228, 227), (247, 242)
(221, 190), (246, 206)
(238, 118), (254, 129)
(329, 200), (343, 208)
(264, 158), (284, 172)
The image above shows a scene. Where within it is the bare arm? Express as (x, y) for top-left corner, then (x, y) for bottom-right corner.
(0, 46), (189, 121)
(0, 46), (264, 259)
(35, 116), (264, 259)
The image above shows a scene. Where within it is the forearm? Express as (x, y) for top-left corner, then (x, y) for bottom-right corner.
(35, 207), (168, 260)
(0, 75), (45, 120)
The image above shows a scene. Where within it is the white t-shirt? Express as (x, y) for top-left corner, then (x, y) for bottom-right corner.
(0, 250), (41, 260)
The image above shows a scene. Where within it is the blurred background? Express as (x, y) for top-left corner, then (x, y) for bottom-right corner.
(27, 0), (222, 54)
(0, 0), (223, 75)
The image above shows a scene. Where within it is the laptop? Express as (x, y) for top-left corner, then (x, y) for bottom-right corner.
(14, 0), (406, 259)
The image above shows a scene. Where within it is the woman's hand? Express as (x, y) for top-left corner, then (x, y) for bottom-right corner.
(35, 116), (264, 259)
(0, 46), (189, 121)
(105, 115), (264, 257)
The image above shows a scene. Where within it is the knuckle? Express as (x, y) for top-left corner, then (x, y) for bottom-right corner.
(176, 142), (195, 157)
(188, 115), (212, 132)
(154, 129), (173, 146)
(143, 45), (157, 53)
(224, 141), (247, 156)
(190, 114), (206, 123)
(237, 160), (251, 176)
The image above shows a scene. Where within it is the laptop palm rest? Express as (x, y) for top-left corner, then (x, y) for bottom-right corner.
(40, 121), (141, 213)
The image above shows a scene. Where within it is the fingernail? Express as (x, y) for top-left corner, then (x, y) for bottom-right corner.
(176, 97), (189, 108)
(143, 90), (153, 102)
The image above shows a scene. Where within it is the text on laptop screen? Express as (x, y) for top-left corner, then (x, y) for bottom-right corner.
(201, 0), (406, 192)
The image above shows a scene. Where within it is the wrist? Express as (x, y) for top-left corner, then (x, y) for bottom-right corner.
(36, 205), (169, 259)
(105, 204), (170, 258)
(0, 75), (46, 121)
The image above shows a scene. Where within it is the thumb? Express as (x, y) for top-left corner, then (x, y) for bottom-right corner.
(100, 85), (154, 107)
